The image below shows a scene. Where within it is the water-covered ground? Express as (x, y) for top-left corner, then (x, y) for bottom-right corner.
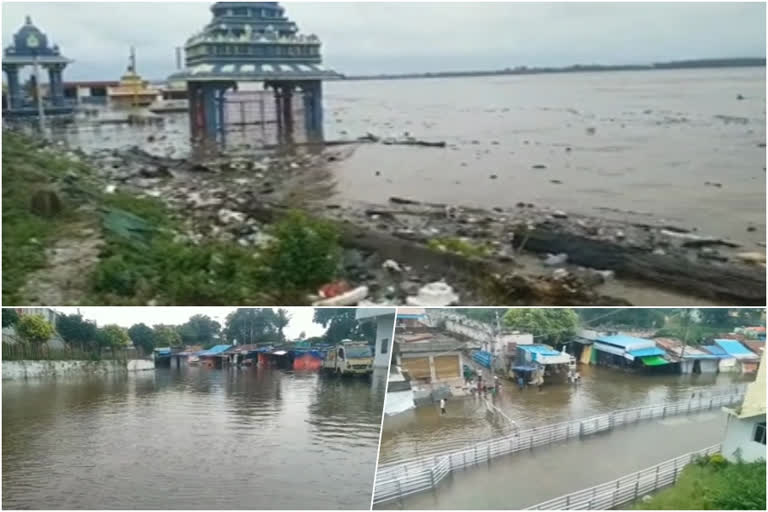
(380, 365), (750, 462)
(2, 367), (386, 509)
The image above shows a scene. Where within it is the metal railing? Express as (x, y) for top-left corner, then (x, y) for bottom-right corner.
(525, 444), (722, 510)
(373, 390), (743, 505)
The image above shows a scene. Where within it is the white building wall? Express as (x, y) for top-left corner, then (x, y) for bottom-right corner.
(374, 314), (395, 368)
(721, 414), (766, 462)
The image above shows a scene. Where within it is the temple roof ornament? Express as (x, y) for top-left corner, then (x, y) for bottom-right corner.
(3, 15), (72, 66)
(172, 1), (337, 82)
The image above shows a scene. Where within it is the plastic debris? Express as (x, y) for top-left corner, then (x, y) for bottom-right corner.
(406, 282), (459, 306)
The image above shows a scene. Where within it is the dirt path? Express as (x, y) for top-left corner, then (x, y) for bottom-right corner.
(18, 221), (105, 305)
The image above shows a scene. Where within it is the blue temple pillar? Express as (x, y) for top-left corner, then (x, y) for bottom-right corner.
(4, 65), (23, 110)
(302, 80), (323, 140)
(47, 65), (65, 106)
(187, 81), (234, 148)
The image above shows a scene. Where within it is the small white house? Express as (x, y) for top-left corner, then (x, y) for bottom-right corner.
(721, 350), (766, 462)
(355, 308), (396, 368)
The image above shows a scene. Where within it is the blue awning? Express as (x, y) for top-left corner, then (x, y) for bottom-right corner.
(197, 344), (232, 357)
(628, 347), (666, 358)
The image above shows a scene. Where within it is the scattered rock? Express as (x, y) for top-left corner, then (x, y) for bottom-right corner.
(552, 210), (568, 219)
(29, 188), (64, 218)
(550, 180), (563, 184)
(737, 94), (745, 100)
(489, 174), (498, 180)
(735, 252), (766, 266)
(217, 209), (246, 225)
(704, 181), (723, 188)
(747, 225), (757, 232)
(586, 127), (597, 135)
(532, 164), (547, 170)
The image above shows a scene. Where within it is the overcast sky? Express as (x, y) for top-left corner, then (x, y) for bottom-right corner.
(2, 2), (766, 81)
(53, 307), (327, 339)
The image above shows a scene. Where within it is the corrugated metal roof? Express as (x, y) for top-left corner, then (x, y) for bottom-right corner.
(628, 347), (666, 358)
(596, 334), (654, 350)
(701, 345), (728, 356)
(519, 345), (560, 356)
(198, 344), (232, 356)
(714, 339), (759, 359)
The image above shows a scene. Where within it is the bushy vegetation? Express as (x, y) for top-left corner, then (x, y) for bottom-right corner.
(16, 315), (55, 345)
(503, 308), (579, 345)
(635, 456), (766, 510)
(3, 131), (344, 305)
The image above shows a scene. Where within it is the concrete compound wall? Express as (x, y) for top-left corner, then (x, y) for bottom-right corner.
(2, 359), (154, 380)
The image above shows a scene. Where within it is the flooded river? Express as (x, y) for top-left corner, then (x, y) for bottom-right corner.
(42, 67), (765, 249)
(379, 365), (750, 463)
(2, 367), (386, 509)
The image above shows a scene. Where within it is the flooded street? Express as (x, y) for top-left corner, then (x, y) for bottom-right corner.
(2, 368), (386, 509)
(376, 409), (728, 510)
(380, 365), (750, 463)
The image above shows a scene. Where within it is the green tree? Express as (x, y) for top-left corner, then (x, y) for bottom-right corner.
(97, 324), (131, 350)
(2, 308), (19, 327)
(503, 308), (579, 346)
(154, 325), (182, 348)
(313, 308), (375, 343)
(57, 314), (98, 351)
(275, 309), (291, 342)
(128, 323), (155, 354)
(16, 315), (55, 345)
(178, 314), (221, 346)
(577, 308), (667, 329)
(223, 309), (282, 345)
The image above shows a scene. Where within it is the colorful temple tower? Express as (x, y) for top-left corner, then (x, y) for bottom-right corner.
(172, 2), (338, 146)
(2, 16), (73, 115)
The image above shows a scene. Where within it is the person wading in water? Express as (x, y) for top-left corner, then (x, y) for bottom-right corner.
(440, 398), (447, 415)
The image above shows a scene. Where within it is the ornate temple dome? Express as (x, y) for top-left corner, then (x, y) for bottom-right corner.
(173, 1), (337, 82)
(4, 16), (70, 63)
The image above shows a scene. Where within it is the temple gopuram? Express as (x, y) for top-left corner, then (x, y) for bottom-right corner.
(2, 16), (73, 116)
(170, 2), (338, 146)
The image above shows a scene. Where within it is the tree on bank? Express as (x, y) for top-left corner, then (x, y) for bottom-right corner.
(128, 323), (156, 354)
(178, 314), (221, 346)
(16, 315), (55, 345)
(274, 309), (291, 342)
(57, 314), (98, 352)
(153, 325), (182, 348)
(2, 308), (19, 327)
(97, 324), (131, 351)
(503, 309), (579, 346)
(223, 308), (283, 345)
(577, 308), (667, 329)
(313, 309), (375, 344)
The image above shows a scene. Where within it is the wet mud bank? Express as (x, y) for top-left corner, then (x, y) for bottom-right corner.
(82, 138), (764, 305)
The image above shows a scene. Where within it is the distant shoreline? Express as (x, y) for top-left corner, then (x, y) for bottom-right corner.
(332, 58), (766, 82)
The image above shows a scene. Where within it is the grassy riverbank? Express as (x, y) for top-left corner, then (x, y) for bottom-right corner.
(2, 130), (342, 305)
(634, 455), (766, 510)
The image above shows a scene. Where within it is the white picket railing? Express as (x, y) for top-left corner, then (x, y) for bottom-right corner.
(373, 390), (743, 505)
(525, 444), (722, 510)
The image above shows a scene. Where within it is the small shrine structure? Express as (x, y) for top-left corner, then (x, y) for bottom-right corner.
(170, 2), (338, 146)
(2, 16), (73, 116)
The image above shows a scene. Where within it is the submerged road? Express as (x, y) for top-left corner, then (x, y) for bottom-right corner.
(376, 409), (727, 510)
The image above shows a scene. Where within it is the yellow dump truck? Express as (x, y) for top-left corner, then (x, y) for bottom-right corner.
(323, 340), (374, 376)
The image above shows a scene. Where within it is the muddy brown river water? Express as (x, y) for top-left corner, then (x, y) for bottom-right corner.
(47, 67), (765, 249)
(2, 368), (386, 509)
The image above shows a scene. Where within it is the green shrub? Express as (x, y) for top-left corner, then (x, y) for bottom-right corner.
(16, 315), (55, 345)
(258, 210), (341, 292)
